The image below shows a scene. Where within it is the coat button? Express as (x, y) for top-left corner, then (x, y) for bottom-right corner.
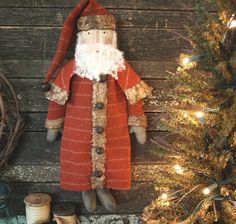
(96, 147), (104, 154)
(94, 170), (103, 178)
(95, 126), (104, 134)
(41, 82), (51, 92)
(99, 75), (107, 83)
(96, 102), (104, 110)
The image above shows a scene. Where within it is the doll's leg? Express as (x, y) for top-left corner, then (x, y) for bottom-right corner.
(82, 189), (97, 212)
(96, 188), (116, 212)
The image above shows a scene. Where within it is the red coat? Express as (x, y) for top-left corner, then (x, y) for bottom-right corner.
(45, 59), (152, 191)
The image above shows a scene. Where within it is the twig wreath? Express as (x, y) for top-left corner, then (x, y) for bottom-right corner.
(0, 72), (25, 169)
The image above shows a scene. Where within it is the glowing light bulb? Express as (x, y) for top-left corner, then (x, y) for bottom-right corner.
(195, 111), (205, 124)
(203, 188), (211, 195)
(195, 111), (204, 118)
(183, 112), (188, 118)
(174, 164), (184, 175)
(182, 57), (190, 66)
(203, 183), (218, 195)
(161, 193), (168, 200)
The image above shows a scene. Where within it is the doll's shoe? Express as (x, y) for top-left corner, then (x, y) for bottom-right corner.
(82, 190), (97, 212)
(96, 188), (116, 212)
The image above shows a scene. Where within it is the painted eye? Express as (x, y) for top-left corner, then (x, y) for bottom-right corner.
(88, 32), (90, 35)
(103, 31), (106, 34)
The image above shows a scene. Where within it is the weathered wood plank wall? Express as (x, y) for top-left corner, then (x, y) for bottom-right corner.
(0, 0), (193, 221)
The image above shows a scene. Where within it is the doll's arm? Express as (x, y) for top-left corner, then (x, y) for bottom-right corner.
(117, 61), (152, 105)
(117, 61), (152, 144)
(43, 59), (74, 142)
(128, 100), (147, 144)
(45, 101), (66, 142)
(128, 100), (147, 127)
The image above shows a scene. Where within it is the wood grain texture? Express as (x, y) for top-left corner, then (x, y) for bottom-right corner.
(1, 164), (166, 182)
(0, 60), (178, 79)
(0, 0), (192, 217)
(0, 8), (194, 29)
(0, 0), (196, 10)
(10, 132), (172, 165)
(0, 27), (189, 60)
(22, 112), (167, 132)
(5, 79), (173, 112)
(10, 182), (158, 215)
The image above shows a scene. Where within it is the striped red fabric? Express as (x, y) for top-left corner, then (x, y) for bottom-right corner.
(45, 0), (115, 82)
(45, 0), (89, 81)
(128, 100), (145, 116)
(46, 59), (145, 191)
(47, 101), (66, 120)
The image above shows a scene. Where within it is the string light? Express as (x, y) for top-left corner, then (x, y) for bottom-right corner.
(228, 14), (236, 29)
(159, 193), (171, 207)
(174, 164), (184, 175)
(229, 20), (236, 29)
(160, 193), (168, 200)
(202, 107), (220, 113)
(180, 54), (201, 68)
(203, 183), (218, 195)
(195, 111), (205, 124)
(183, 112), (188, 118)
(195, 111), (204, 118)
(182, 57), (191, 66)
(203, 188), (211, 195)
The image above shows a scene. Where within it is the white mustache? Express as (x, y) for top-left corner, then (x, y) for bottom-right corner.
(74, 43), (125, 81)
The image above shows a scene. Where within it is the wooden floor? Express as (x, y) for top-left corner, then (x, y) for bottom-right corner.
(0, 0), (193, 222)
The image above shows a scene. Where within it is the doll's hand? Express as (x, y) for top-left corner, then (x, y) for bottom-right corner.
(47, 128), (60, 142)
(131, 126), (147, 145)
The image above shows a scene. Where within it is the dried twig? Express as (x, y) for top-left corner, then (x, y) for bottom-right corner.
(0, 72), (25, 170)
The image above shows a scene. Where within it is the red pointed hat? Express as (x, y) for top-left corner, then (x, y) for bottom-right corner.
(44, 0), (116, 82)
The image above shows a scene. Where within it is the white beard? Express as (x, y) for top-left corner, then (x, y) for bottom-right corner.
(74, 42), (126, 81)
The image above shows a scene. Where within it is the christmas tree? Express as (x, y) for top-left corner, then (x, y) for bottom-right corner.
(143, 0), (236, 223)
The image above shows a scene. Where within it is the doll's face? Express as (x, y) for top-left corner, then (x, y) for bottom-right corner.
(78, 29), (117, 47)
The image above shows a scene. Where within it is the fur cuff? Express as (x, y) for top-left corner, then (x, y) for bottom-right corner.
(128, 115), (147, 127)
(45, 118), (64, 129)
(45, 83), (68, 105)
(125, 80), (152, 105)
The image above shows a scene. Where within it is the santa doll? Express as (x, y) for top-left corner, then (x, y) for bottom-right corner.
(41, 0), (152, 212)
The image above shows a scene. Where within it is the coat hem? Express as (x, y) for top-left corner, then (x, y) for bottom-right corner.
(60, 184), (131, 191)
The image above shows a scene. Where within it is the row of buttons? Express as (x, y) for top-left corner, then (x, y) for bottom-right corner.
(93, 147), (104, 178)
(93, 75), (107, 179)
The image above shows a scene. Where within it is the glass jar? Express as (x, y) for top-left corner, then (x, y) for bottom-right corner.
(0, 182), (18, 224)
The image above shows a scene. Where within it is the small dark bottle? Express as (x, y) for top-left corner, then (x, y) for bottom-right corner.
(0, 182), (18, 224)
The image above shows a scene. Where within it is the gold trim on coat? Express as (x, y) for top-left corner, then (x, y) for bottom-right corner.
(45, 83), (68, 105)
(91, 79), (108, 188)
(45, 118), (64, 129)
(77, 15), (116, 31)
(128, 115), (147, 127)
(124, 80), (152, 105)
